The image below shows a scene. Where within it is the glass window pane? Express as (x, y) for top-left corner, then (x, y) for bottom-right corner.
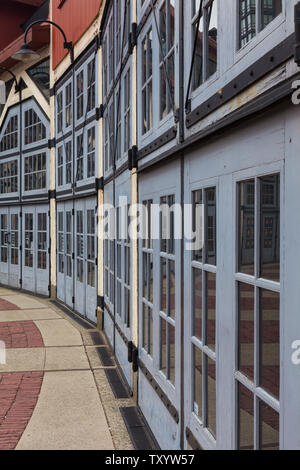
(161, 258), (167, 312)
(261, 0), (282, 30)
(143, 303), (148, 351)
(259, 401), (279, 450)
(238, 382), (254, 450)
(169, 323), (175, 385)
(207, 0), (218, 80)
(238, 180), (255, 275)
(193, 190), (203, 262)
(206, 272), (216, 352)
(238, 283), (255, 382)
(161, 318), (167, 375)
(239, 0), (256, 48)
(206, 356), (216, 438)
(193, 346), (203, 420)
(260, 289), (280, 400)
(192, 16), (204, 90)
(205, 188), (216, 265)
(169, 259), (175, 319)
(260, 174), (280, 282)
(193, 268), (202, 341)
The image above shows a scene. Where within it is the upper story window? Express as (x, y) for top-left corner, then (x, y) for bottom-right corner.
(116, 0), (122, 67)
(104, 100), (114, 172)
(75, 54), (97, 124)
(65, 82), (72, 128)
(76, 70), (84, 120)
(0, 159), (18, 194)
(142, 28), (153, 135)
(24, 152), (47, 191)
(24, 109), (46, 145)
(239, 0), (282, 48)
(0, 115), (18, 152)
(103, 2), (131, 102)
(87, 59), (96, 113)
(159, 0), (175, 120)
(191, 0), (218, 92)
(75, 124), (97, 183)
(57, 91), (63, 133)
(124, 67), (131, 154)
(23, 101), (49, 149)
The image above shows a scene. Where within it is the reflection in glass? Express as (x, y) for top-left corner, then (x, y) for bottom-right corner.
(238, 180), (255, 275)
(207, 0), (218, 80)
(262, 0), (282, 30)
(260, 289), (280, 400)
(238, 283), (255, 381)
(205, 188), (216, 265)
(259, 401), (279, 450)
(193, 346), (203, 421)
(206, 272), (216, 352)
(169, 259), (175, 319)
(193, 268), (202, 341)
(238, 382), (254, 450)
(169, 323), (175, 385)
(160, 318), (167, 376)
(260, 174), (280, 282)
(206, 356), (216, 438)
(193, 190), (203, 262)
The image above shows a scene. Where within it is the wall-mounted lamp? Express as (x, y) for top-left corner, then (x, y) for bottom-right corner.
(11, 20), (74, 63)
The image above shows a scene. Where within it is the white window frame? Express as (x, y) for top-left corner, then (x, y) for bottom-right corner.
(0, 108), (20, 157)
(22, 100), (48, 150)
(184, 0), (219, 112)
(0, 157), (19, 198)
(234, 0), (286, 62)
(138, 1), (180, 150)
(22, 149), (49, 197)
(233, 162), (282, 450)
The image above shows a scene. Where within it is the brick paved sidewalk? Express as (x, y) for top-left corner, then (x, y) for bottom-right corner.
(0, 289), (133, 450)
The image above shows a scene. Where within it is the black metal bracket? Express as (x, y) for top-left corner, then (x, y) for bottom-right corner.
(97, 295), (104, 310)
(128, 145), (138, 171)
(129, 23), (137, 54)
(185, 98), (191, 114)
(132, 346), (139, 373)
(64, 41), (74, 63)
(95, 104), (104, 120)
(128, 341), (133, 363)
(48, 189), (56, 200)
(48, 138), (56, 149)
(95, 177), (104, 191)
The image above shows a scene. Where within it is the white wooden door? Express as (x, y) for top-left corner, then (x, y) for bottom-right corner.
(57, 202), (74, 308)
(23, 205), (49, 296)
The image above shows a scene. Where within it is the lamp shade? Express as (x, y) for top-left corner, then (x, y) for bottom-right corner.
(11, 43), (40, 62)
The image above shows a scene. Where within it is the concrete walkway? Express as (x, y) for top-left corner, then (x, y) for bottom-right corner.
(0, 288), (134, 450)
